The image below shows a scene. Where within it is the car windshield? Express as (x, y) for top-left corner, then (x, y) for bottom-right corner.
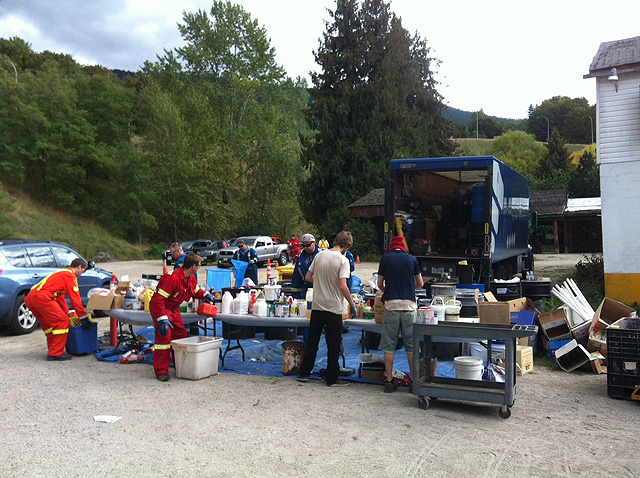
(238, 237), (256, 247)
(181, 241), (196, 249)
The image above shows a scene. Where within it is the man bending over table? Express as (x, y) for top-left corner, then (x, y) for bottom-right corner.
(150, 253), (214, 382)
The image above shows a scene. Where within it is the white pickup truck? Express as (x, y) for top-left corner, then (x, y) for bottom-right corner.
(217, 235), (290, 267)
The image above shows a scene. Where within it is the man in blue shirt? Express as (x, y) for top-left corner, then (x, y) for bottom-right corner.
(291, 233), (320, 299)
(169, 242), (186, 270)
(233, 239), (259, 285)
(377, 236), (423, 393)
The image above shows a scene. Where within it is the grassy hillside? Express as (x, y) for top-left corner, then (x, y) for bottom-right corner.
(1, 188), (149, 261)
(456, 138), (586, 156)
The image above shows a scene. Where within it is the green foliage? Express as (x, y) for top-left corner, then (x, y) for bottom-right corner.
(537, 129), (572, 178)
(569, 146), (600, 197)
(574, 254), (605, 309)
(468, 110), (503, 139)
(345, 218), (380, 259)
(301, 0), (455, 232)
(0, 182), (17, 236)
(527, 96), (595, 144)
(484, 130), (547, 177)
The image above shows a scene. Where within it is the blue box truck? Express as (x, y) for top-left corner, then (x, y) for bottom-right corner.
(383, 156), (532, 289)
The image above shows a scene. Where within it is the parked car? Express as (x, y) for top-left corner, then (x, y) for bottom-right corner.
(217, 235), (290, 267)
(163, 239), (219, 265)
(0, 239), (114, 335)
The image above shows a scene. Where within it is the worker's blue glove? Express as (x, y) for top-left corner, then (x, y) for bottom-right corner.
(203, 293), (215, 304)
(80, 315), (92, 330)
(350, 303), (357, 318)
(157, 317), (172, 336)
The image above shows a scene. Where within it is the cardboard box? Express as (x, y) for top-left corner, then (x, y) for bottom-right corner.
(361, 363), (385, 382)
(541, 337), (572, 360)
(516, 345), (533, 375)
(374, 292), (384, 323)
(590, 352), (607, 374)
(477, 302), (510, 325)
(86, 290), (125, 310)
(571, 320), (591, 347)
(538, 309), (572, 341)
(555, 339), (591, 372)
(117, 281), (131, 294)
(587, 298), (635, 355)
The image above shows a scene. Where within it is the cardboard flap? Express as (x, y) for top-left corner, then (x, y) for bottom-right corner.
(556, 339), (591, 372)
(477, 302), (510, 324)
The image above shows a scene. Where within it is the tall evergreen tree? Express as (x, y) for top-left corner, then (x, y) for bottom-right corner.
(301, 0), (455, 231)
(538, 128), (571, 178)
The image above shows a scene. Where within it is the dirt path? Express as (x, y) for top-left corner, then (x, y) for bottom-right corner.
(5, 252), (635, 478)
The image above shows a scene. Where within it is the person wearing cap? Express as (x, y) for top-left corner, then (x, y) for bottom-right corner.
(287, 234), (301, 263)
(291, 233), (320, 299)
(377, 236), (423, 393)
(297, 231), (357, 387)
(232, 239), (259, 285)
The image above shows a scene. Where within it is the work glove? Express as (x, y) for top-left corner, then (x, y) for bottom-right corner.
(250, 258), (257, 265)
(350, 303), (357, 319)
(80, 315), (92, 330)
(157, 317), (172, 336)
(203, 293), (215, 304)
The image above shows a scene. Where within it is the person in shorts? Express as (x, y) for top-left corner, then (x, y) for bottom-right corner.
(377, 236), (423, 393)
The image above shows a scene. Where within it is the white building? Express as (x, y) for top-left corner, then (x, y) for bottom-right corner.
(584, 36), (640, 304)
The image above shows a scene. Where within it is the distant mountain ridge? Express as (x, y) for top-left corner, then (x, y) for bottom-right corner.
(443, 106), (523, 123)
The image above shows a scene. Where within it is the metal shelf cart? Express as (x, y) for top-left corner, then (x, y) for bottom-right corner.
(412, 322), (538, 419)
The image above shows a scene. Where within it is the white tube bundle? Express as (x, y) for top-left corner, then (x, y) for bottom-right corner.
(551, 278), (595, 326)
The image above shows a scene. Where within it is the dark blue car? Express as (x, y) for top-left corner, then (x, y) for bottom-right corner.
(0, 239), (114, 334)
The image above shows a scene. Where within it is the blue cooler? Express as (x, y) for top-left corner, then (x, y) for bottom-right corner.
(66, 322), (99, 355)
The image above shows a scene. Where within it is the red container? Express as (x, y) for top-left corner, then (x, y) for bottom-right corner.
(197, 303), (218, 317)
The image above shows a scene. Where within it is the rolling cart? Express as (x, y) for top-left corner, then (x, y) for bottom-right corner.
(412, 322), (538, 419)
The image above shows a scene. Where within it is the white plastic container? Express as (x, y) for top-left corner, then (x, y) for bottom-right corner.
(305, 289), (313, 318)
(221, 291), (233, 314)
(430, 296), (446, 323)
(255, 298), (268, 316)
(264, 284), (281, 302)
(237, 291), (249, 315)
(171, 336), (223, 380)
(454, 356), (484, 381)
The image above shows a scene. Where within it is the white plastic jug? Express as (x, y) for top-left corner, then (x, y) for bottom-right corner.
(305, 289), (313, 318)
(255, 298), (268, 316)
(236, 291), (249, 315)
(264, 284), (281, 302)
(430, 296), (446, 323)
(221, 291), (233, 314)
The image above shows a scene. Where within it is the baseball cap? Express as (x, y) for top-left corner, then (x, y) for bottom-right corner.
(301, 233), (315, 243)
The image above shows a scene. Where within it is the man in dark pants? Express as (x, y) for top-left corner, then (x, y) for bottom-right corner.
(297, 231), (357, 387)
(377, 236), (423, 393)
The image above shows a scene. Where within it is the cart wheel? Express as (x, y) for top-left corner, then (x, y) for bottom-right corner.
(498, 406), (511, 419)
(418, 397), (429, 410)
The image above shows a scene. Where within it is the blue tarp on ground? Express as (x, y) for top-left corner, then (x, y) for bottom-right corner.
(94, 321), (454, 384)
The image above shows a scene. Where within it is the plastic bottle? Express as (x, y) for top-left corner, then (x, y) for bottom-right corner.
(237, 291), (249, 315)
(123, 289), (136, 310)
(110, 274), (117, 292)
(305, 289), (313, 319)
(221, 291), (233, 314)
(255, 298), (268, 316)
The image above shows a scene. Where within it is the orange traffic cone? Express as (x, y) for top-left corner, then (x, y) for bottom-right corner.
(162, 259), (168, 275)
(356, 255), (360, 264)
(266, 259), (271, 283)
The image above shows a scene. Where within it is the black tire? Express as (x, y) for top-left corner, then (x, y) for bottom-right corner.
(9, 295), (38, 335)
(418, 397), (429, 410)
(498, 406), (511, 419)
(277, 252), (288, 267)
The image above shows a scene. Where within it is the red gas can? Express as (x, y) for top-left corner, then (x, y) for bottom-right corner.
(197, 303), (218, 317)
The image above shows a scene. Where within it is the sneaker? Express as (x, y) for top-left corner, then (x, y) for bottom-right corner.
(47, 353), (72, 361)
(296, 376), (310, 383)
(327, 379), (350, 387)
(384, 380), (397, 393)
(156, 374), (170, 382)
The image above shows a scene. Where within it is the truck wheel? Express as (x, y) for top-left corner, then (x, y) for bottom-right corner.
(277, 252), (288, 267)
(9, 295), (39, 335)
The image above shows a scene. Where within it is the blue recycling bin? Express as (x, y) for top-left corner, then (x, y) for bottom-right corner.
(231, 260), (249, 286)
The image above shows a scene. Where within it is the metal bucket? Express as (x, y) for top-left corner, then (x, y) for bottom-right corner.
(282, 341), (305, 375)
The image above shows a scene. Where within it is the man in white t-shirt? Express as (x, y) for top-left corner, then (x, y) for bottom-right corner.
(297, 231), (357, 387)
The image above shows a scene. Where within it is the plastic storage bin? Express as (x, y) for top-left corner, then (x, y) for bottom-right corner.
(171, 336), (223, 380)
(66, 322), (98, 355)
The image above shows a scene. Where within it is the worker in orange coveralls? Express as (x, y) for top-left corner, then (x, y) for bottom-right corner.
(149, 253), (215, 382)
(25, 258), (91, 361)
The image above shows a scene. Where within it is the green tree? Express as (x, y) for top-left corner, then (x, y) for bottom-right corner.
(537, 128), (572, 181)
(469, 110), (503, 139)
(569, 145), (600, 197)
(485, 130), (547, 177)
(141, 1), (307, 239)
(527, 96), (594, 143)
(301, 0), (455, 232)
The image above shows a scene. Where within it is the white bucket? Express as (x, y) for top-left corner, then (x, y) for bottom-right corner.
(454, 356), (484, 381)
(430, 296), (446, 323)
(264, 284), (281, 302)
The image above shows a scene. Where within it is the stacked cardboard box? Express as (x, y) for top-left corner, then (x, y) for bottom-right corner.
(587, 298), (635, 356)
(374, 292), (384, 323)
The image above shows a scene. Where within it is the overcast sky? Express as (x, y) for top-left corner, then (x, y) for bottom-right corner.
(1, 0), (638, 119)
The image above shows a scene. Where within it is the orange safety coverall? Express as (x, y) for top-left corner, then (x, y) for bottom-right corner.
(24, 268), (87, 357)
(149, 267), (207, 376)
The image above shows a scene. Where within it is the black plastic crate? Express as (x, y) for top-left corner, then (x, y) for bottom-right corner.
(606, 320), (640, 400)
